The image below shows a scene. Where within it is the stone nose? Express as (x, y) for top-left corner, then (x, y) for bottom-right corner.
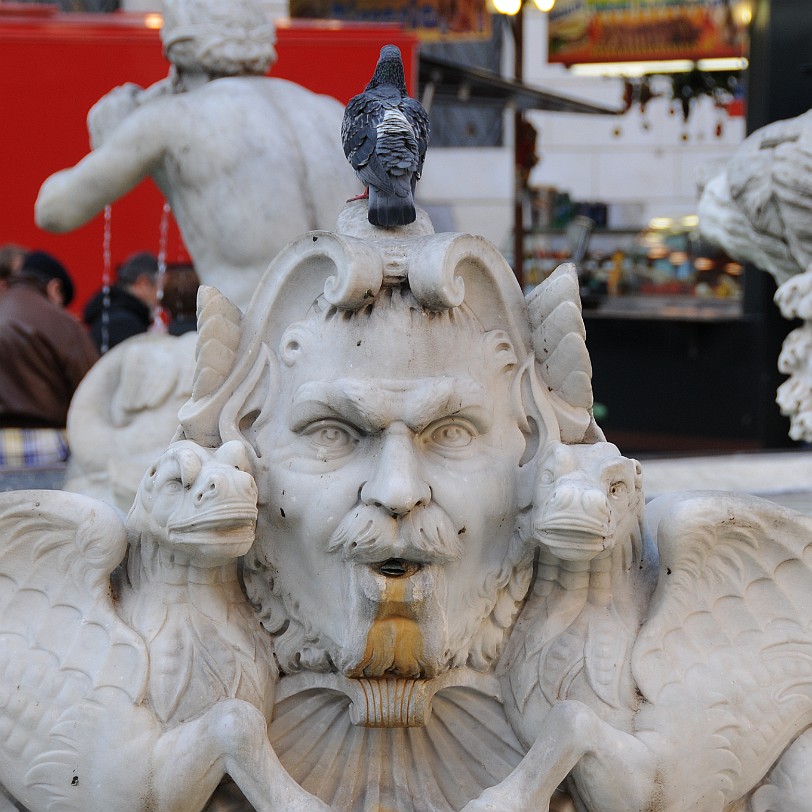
(360, 425), (431, 517)
(195, 471), (226, 505)
(194, 468), (256, 506)
(549, 482), (611, 523)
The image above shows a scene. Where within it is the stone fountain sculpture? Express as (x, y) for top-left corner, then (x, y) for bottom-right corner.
(12, 41), (812, 805)
(698, 109), (812, 441)
(2, 192), (811, 810)
(62, 332), (196, 511)
(35, 0), (359, 312)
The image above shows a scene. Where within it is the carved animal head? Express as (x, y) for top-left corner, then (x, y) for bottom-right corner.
(531, 441), (643, 562)
(127, 440), (258, 566)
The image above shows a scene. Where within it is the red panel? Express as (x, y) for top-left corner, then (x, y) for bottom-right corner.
(0, 8), (418, 314)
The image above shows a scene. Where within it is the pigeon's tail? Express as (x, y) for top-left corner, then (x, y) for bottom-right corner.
(368, 185), (416, 227)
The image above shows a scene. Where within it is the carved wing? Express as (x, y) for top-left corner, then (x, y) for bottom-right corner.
(0, 489), (148, 682)
(525, 263), (603, 444)
(0, 490), (148, 791)
(632, 492), (812, 796)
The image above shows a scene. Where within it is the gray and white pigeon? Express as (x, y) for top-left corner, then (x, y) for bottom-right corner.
(341, 44), (430, 227)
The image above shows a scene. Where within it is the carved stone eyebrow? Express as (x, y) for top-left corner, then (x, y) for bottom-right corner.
(290, 377), (493, 434)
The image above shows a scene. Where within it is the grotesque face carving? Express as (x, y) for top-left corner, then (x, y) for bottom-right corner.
(129, 439), (258, 566)
(242, 286), (533, 679)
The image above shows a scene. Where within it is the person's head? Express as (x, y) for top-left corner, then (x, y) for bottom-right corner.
(19, 250), (74, 307)
(0, 244), (27, 292)
(162, 263), (200, 325)
(161, 0), (276, 80)
(117, 252), (159, 309)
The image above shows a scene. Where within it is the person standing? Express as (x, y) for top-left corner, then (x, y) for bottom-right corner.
(0, 254), (98, 466)
(83, 251), (159, 352)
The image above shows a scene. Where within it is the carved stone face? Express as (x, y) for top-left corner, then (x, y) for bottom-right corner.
(247, 289), (530, 678)
(130, 439), (258, 565)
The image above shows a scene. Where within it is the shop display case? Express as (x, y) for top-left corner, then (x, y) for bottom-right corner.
(523, 214), (744, 321)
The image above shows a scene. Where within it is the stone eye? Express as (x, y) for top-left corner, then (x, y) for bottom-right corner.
(539, 469), (554, 486)
(428, 419), (475, 450)
(303, 421), (357, 452)
(164, 478), (183, 493)
(609, 480), (628, 498)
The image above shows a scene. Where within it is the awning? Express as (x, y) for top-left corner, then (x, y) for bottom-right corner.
(419, 54), (622, 115)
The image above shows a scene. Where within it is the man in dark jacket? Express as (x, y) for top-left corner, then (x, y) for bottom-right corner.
(0, 254), (98, 465)
(84, 251), (158, 352)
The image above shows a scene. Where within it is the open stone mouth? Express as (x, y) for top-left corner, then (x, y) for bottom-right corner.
(372, 559), (423, 578)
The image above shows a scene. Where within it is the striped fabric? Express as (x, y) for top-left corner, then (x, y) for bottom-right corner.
(0, 428), (69, 468)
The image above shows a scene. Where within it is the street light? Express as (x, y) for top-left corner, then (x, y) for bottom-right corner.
(492, 0), (557, 287)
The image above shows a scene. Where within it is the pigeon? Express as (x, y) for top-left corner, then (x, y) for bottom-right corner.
(341, 44), (430, 227)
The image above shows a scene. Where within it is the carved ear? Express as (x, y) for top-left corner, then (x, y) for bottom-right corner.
(526, 263), (603, 443)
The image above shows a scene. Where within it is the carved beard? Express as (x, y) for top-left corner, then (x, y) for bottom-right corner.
(242, 503), (534, 679)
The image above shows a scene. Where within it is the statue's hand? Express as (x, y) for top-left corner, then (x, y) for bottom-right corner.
(88, 83), (144, 148)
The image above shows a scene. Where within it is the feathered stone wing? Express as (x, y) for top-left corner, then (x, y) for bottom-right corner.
(0, 490), (148, 807)
(632, 492), (812, 807)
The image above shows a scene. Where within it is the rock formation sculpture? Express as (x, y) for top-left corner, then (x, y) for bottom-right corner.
(698, 109), (812, 441)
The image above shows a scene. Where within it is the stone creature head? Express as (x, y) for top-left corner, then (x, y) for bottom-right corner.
(178, 203), (601, 682)
(127, 439), (258, 567)
(161, 0), (277, 78)
(531, 441), (643, 563)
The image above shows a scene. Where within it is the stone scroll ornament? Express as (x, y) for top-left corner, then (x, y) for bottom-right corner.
(698, 108), (812, 441)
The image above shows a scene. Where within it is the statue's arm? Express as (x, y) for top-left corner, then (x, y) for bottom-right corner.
(35, 106), (169, 233)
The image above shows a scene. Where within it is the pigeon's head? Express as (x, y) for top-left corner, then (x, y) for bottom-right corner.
(368, 44), (407, 93)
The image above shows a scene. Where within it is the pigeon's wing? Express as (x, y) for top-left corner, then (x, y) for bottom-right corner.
(401, 95), (430, 179)
(0, 490), (148, 699)
(632, 492), (812, 794)
(342, 91), (401, 194)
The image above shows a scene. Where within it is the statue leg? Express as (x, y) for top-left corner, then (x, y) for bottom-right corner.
(461, 700), (656, 812)
(152, 699), (329, 812)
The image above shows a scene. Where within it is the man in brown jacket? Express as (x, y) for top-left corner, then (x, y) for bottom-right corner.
(0, 252), (98, 466)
